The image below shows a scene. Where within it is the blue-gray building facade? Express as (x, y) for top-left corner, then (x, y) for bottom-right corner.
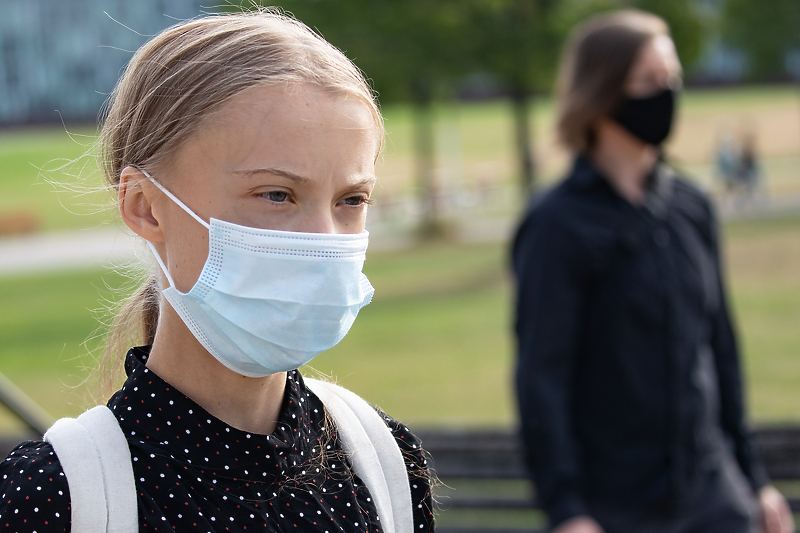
(0, 0), (206, 126)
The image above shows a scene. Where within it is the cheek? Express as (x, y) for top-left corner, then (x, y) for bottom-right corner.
(335, 208), (368, 234)
(163, 215), (210, 293)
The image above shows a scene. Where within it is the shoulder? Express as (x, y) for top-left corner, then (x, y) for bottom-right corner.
(376, 408), (431, 473)
(671, 171), (713, 213)
(305, 379), (432, 477)
(375, 409), (436, 532)
(516, 163), (627, 253)
(665, 167), (718, 239)
(520, 179), (583, 231)
(302, 378), (435, 530)
(514, 184), (580, 259)
(0, 440), (71, 532)
(522, 156), (620, 223)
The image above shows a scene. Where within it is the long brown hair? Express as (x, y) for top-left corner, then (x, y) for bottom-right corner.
(555, 10), (669, 153)
(96, 9), (382, 394)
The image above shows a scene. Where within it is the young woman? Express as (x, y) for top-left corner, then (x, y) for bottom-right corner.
(0, 11), (434, 533)
(512, 10), (791, 533)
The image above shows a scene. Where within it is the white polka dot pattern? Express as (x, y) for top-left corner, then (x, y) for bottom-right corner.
(0, 347), (435, 532)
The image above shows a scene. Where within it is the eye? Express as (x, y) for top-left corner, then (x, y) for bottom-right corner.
(263, 190), (289, 202)
(342, 195), (370, 207)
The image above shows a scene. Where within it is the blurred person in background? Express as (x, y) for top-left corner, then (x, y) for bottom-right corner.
(714, 128), (740, 191)
(736, 126), (761, 207)
(512, 10), (792, 533)
(714, 122), (762, 210)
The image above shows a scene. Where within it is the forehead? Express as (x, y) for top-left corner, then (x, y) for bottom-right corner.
(163, 83), (381, 185)
(211, 84), (382, 145)
(631, 35), (681, 74)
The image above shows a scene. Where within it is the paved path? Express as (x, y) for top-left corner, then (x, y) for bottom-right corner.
(0, 226), (140, 276)
(0, 218), (516, 277)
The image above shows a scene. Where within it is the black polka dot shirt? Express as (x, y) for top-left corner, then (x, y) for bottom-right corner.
(0, 346), (435, 532)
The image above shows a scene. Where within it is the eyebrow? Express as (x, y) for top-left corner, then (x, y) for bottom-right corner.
(233, 168), (377, 188)
(232, 168), (312, 184)
(347, 176), (378, 188)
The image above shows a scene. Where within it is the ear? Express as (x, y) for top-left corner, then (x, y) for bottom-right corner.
(119, 166), (165, 243)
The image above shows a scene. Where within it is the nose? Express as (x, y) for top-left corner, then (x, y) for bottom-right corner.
(297, 207), (337, 235)
(666, 74), (682, 91)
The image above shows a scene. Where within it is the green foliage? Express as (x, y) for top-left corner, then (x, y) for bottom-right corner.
(459, 0), (565, 94)
(550, 0), (705, 69)
(722, 0), (800, 79)
(451, 0), (569, 191)
(228, 0), (470, 104)
(634, 0), (704, 67)
(226, 0), (705, 100)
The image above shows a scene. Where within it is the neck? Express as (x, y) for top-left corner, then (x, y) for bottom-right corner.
(146, 304), (286, 435)
(590, 118), (660, 206)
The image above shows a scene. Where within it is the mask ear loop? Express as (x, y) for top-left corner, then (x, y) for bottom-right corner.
(139, 169), (210, 230)
(137, 168), (211, 290)
(147, 241), (177, 289)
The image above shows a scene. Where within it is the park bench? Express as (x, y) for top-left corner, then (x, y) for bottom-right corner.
(0, 210), (39, 236)
(417, 427), (800, 533)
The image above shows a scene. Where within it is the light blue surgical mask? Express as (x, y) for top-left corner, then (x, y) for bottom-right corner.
(143, 171), (375, 377)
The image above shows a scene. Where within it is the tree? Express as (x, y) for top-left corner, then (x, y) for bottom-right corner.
(351, 1), (469, 236)
(635, 0), (704, 68)
(463, 0), (565, 195)
(722, 0), (800, 79)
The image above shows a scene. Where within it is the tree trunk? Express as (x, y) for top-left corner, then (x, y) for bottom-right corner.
(412, 79), (441, 237)
(512, 88), (535, 195)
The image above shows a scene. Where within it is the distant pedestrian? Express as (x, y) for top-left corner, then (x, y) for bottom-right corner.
(716, 124), (761, 210)
(512, 10), (792, 533)
(738, 128), (761, 194)
(715, 130), (741, 190)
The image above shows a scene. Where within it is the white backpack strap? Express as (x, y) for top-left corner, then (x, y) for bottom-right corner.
(44, 406), (138, 533)
(44, 412), (108, 533)
(305, 379), (413, 533)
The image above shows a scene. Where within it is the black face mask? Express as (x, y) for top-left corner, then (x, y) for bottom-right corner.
(612, 88), (676, 146)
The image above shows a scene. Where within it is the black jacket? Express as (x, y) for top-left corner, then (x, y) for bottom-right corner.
(512, 157), (768, 528)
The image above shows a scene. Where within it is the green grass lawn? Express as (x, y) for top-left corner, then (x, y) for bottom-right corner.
(724, 216), (800, 422)
(0, 214), (799, 432)
(0, 126), (113, 233)
(2, 84), (799, 232)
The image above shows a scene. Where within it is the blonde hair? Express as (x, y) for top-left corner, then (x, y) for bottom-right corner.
(97, 9), (382, 392)
(555, 10), (669, 153)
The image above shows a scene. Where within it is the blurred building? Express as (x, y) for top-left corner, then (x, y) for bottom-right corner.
(0, 0), (795, 126)
(691, 38), (748, 84)
(0, 0), (206, 126)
